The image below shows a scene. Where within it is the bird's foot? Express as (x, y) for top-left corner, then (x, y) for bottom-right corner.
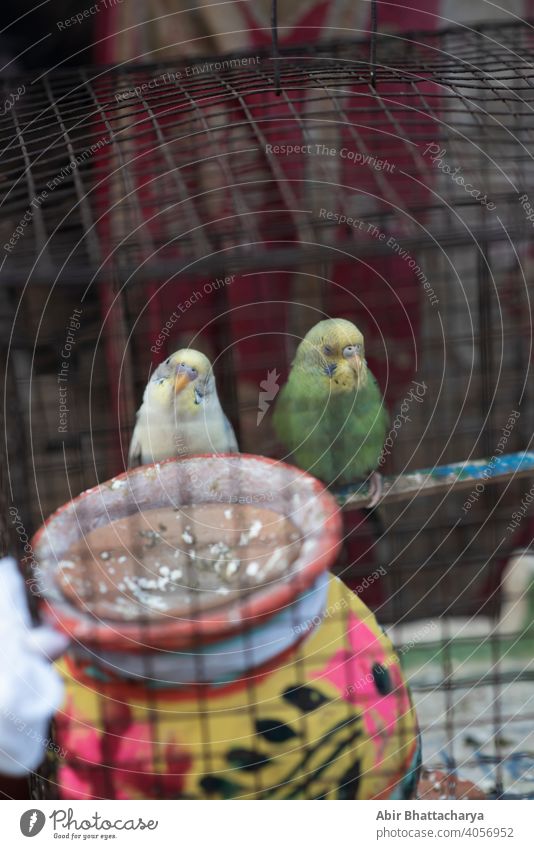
(366, 471), (383, 508)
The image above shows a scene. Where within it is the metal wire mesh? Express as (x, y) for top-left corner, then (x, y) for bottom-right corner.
(1, 22), (534, 282)
(0, 21), (533, 799)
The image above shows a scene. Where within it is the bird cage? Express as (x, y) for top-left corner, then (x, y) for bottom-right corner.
(1, 19), (533, 799)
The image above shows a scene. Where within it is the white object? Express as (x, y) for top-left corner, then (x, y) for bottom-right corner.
(0, 557), (69, 776)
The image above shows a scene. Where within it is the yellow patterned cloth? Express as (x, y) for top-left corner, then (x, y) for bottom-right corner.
(55, 575), (420, 799)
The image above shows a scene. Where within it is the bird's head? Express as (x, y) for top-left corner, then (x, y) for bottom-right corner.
(295, 318), (368, 390)
(146, 349), (215, 414)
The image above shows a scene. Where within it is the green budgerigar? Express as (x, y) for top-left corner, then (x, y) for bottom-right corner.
(273, 318), (389, 505)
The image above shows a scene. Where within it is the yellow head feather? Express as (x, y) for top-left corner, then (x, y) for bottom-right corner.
(145, 349), (215, 415)
(168, 349), (212, 377)
(295, 318), (368, 390)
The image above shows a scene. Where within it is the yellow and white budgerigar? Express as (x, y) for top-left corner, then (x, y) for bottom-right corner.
(128, 349), (238, 467)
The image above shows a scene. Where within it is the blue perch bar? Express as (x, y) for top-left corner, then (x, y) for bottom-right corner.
(335, 451), (534, 509)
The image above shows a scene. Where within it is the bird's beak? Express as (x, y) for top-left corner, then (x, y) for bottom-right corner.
(174, 363), (199, 394)
(174, 373), (190, 394)
(347, 354), (367, 386)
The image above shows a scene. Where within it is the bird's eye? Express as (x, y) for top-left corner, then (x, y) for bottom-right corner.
(157, 378), (166, 385)
(323, 345), (333, 356)
(343, 344), (362, 358)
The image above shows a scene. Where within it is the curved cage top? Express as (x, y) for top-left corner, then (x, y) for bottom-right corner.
(1, 21), (534, 285)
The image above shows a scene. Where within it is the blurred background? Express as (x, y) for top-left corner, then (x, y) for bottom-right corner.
(0, 0), (533, 799)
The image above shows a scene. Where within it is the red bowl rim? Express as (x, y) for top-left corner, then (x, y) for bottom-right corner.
(32, 453), (342, 651)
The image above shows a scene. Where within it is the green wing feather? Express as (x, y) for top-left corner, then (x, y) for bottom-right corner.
(273, 365), (389, 485)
